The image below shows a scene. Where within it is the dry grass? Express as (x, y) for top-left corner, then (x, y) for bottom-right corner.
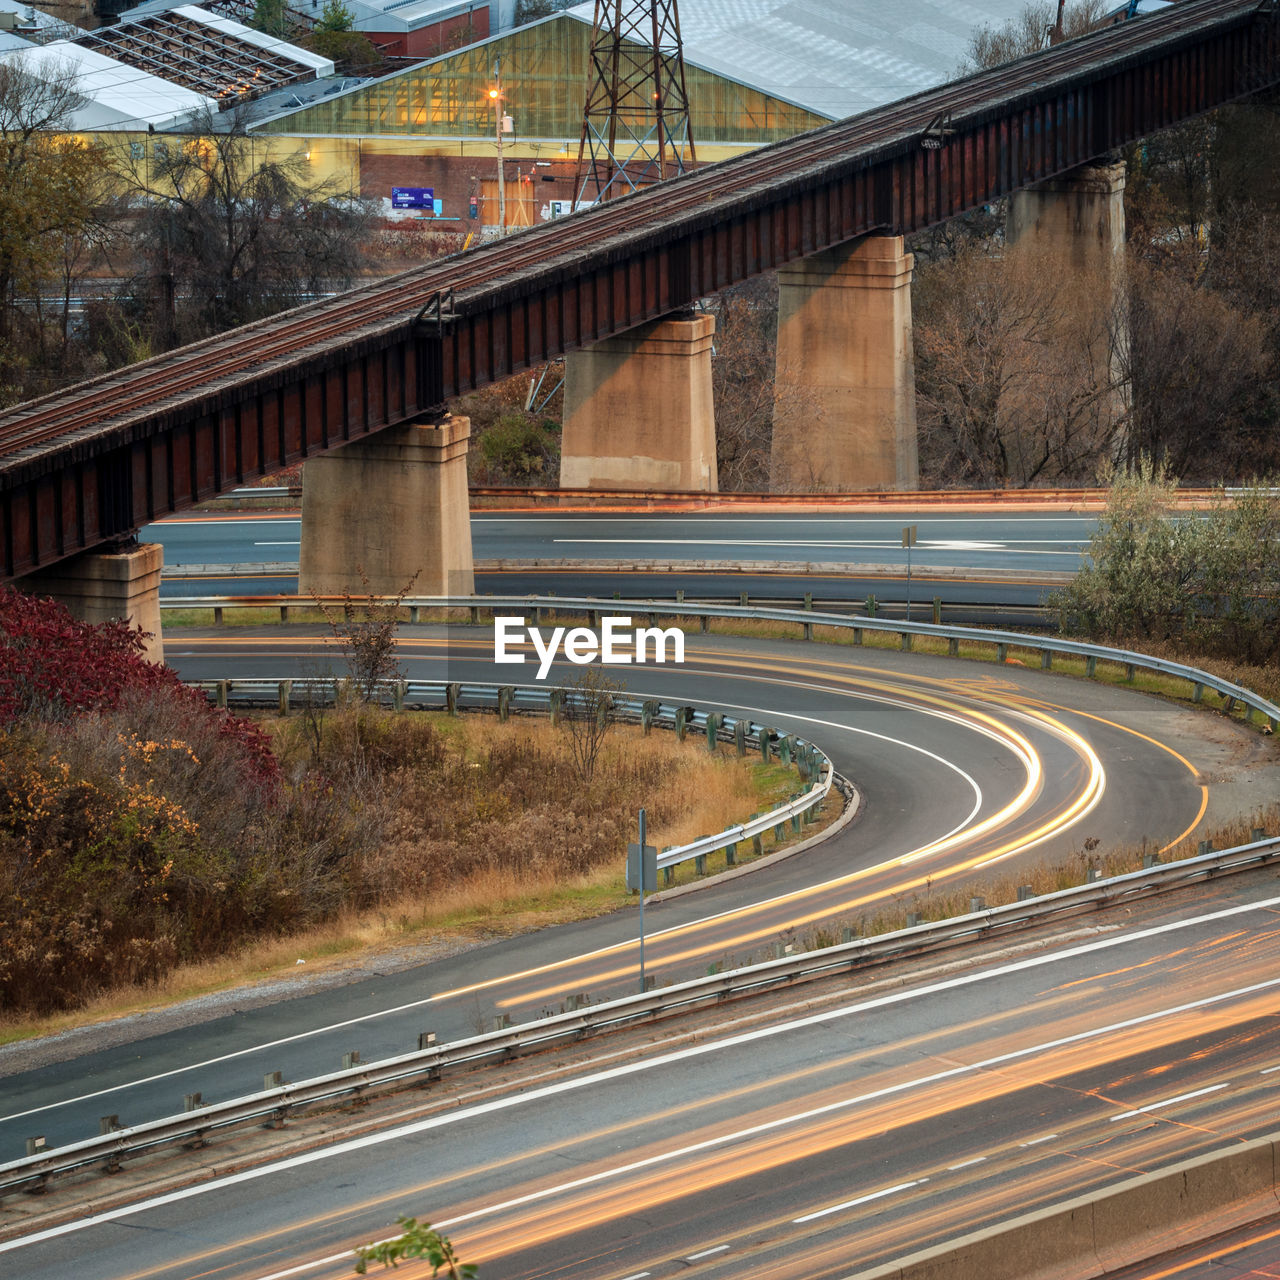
(0, 712), (822, 1044)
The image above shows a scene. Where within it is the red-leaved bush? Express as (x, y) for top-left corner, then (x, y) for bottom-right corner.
(0, 586), (277, 786)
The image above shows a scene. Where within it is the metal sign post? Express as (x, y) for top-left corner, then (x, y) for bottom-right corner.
(902, 524), (918, 622)
(626, 808), (658, 993)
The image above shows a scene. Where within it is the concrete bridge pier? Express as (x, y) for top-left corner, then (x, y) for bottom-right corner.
(770, 234), (918, 492)
(559, 312), (718, 492)
(1006, 160), (1127, 277)
(1006, 159), (1128, 431)
(18, 541), (166, 664)
(299, 413), (475, 599)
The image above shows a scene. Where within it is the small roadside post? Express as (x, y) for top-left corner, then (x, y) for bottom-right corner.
(626, 809), (658, 993)
(902, 524), (918, 621)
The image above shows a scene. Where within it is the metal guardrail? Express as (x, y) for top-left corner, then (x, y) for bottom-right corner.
(189, 682), (834, 876)
(3, 831), (1276, 1199)
(161, 594), (1280, 731)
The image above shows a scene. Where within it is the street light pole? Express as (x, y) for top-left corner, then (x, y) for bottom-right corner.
(491, 58), (506, 235)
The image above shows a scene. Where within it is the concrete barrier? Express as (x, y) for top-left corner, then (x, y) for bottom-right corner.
(846, 1135), (1280, 1280)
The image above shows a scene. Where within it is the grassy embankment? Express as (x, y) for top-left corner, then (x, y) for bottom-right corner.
(0, 710), (827, 1046)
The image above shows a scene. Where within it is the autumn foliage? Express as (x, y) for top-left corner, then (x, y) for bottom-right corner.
(0, 589), (285, 1012)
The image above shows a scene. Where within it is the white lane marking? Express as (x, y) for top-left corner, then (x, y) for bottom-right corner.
(793, 1180), (923, 1224)
(252, 541), (300, 547)
(947, 1156), (987, 1171)
(1018, 1134), (1059, 1147)
(1261, 1065), (1280, 1075)
(8, 897), (1280, 1263)
(685, 1245), (730, 1260)
(619, 1273), (651, 1280)
(1107, 1083), (1228, 1121)
(550, 539), (1082, 556)
(473, 517), (1095, 526)
(0, 697), (989, 1127)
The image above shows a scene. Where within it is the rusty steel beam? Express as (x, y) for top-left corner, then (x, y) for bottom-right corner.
(2, 0), (1278, 580)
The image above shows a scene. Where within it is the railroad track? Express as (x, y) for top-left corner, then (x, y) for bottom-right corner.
(0, 0), (1267, 467)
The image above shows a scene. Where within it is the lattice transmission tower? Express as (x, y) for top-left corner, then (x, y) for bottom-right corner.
(573, 0), (697, 204)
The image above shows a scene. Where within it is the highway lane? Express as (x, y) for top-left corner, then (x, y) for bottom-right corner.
(0, 630), (1237, 1159)
(147, 510), (1097, 576)
(8, 879), (1280, 1280)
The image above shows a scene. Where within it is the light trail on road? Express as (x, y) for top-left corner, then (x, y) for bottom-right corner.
(11, 893), (1280, 1280)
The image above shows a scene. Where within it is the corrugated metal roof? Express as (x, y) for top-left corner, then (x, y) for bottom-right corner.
(567, 0), (1052, 120)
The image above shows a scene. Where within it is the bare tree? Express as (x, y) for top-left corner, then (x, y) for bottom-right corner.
(116, 105), (371, 347)
(913, 242), (1126, 487)
(0, 58), (111, 400)
(561, 666), (622, 783)
(959, 0), (1107, 74)
(316, 567), (419, 703)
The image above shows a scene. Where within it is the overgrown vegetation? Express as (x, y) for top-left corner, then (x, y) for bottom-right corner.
(1054, 465), (1280, 665)
(354, 1216), (474, 1277)
(0, 590), (802, 1019)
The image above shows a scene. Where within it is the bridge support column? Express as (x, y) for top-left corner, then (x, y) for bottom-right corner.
(559, 313), (717, 492)
(1007, 160), (1126, 278)
(18, 541), (165, 664)
(770, 235), (918, 492)
(299, 414), (475, 598)
(1006, 160), (1127, 431)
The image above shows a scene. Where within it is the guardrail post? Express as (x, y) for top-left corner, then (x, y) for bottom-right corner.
(409, 605), (420, 624)
(866, 595), (877, 617)
(1040, 650), (1053, 670)
(343, 1051), (362, 1070)
(1086, 655), (1098, 678)
(99, 1115), (123, 1173)
(948, 636), (959, 657)
(1017, 886), (1035, 902)
(701, 612), (709, 633)
(996, 644), (1007, 663)
(393, 681), (406, 713)
(641, 699), (658, 734)
(1087, 866), (1102, 882)
(969, 897), (986, 913)
(446, 683), (460, 717)
(791, 811), (802, 834)
(751, 819), (763, 856)
(779, 735), (793, 765)
(774, 816), (785, 840)
(804, 592), (813, 611)
(758, 726), (772, 761)
(663, 864), (674, 886)
(1125, 663), (1136, 683)
(1198, 839), (1214, 856)
(906, 912), (920, 927)
(550, 689), (564, 725)
(705, 712), (722, 750)
(695, 854), (706, 875)
(676, 589), (685, 607)
(25, 1136), (46, 1158)
(498, 687), (513, 721)
(215, 680), (228, 709)
(1223, 696), (1236, 716)
(853, 626), (863, 645)
(933, 597), (942, 625)
(675, 706), (688, 741)
(734, 718), (746, 756)
(184, 1093), (202, 1111)
(278, 680), (291, 715)
(213, 606), (224, 626)
(739, 591), (749, 607)
(900, 631), (912, 652)
(804, 619), (814, 641)
(725, 835), (736, 866)
(1143, 853), (1161, 868)
(1253, 827), (1266, 842)
(470, 605), (479, 625)
(280, 604), (290, 624)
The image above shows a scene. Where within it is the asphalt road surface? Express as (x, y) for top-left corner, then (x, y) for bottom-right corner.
(7, 874), (1280, 1280)
(3, 628), (1269, 1161)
